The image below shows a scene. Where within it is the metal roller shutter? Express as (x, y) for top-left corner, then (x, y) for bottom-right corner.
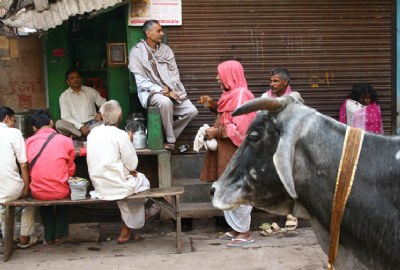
(167, 0), (395, 146)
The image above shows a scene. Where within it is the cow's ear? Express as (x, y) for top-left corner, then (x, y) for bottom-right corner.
(273, 137), (298, 199)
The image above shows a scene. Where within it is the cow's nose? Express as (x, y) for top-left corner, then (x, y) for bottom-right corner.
(209, 187), (215, 198)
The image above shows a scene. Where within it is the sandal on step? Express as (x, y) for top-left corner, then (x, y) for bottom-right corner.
(260, 222), (286, 236)
(17, 235), (38, 249)
(218, 232), (236, 240)
(285, 214), (298, 231)
(226, 238), (255, 247)
(259, 223), (271, 231)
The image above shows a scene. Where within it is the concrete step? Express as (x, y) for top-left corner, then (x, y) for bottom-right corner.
(173, 178), (212, 203)
(171, 153), (205, 179)
(180, 202), (223, 218)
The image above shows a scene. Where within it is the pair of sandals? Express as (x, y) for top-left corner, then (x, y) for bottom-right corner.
(43, 237), (65, 246)
(259, 214), (298, 237)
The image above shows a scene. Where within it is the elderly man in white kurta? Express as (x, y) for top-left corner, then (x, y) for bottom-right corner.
(86, 100), (150, 244)
(0, 106), (37, 248)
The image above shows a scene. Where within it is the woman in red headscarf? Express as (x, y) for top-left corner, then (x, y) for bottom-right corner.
(198, 60), (256, 247)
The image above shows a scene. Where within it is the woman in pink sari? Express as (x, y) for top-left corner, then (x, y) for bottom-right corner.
(339, 83), (383, 134)
(198, 60), (256, 247)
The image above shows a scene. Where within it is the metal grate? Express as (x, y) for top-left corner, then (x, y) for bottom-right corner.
(167, 0), (394, 147)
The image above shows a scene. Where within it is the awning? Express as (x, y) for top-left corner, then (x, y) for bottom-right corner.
(0, 0), (128, 35)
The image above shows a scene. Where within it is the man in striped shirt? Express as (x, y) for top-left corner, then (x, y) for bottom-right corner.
(56, 69), (106, 139)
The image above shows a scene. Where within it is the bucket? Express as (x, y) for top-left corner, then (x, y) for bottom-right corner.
(125, 122), (147, 149)
(14, 111), (33, 137)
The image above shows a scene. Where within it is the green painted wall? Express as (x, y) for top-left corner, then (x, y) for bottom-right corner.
(46, 6), (132, 128)
(126, 7), (145, 114)
(107, 17), (129, 128)
(46, 24), (70, 121)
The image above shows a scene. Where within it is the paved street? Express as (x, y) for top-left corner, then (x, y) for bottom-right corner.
(1, 217), (327, 270)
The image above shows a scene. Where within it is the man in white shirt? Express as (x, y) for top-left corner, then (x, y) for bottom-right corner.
(87, 100), (157, 244)
(128, 20), (198, 146)
(0, 106), (37, 248)
(55, 69), (106, 139)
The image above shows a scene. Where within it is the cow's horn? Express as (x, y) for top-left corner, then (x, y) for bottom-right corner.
(232, 98), (283, 116)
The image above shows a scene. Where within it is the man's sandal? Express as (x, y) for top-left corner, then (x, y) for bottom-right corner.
(285, 214), (298, 231)
(260, 222), (286, 236)
(17, 235), (38, 249)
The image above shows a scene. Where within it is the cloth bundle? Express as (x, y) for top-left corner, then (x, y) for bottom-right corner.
(345, 99), (366, 130)
(193, 124), (217, 152)
(68, 177), (90, 200)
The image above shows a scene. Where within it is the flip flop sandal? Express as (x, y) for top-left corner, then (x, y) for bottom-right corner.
(145, 204), (161, 223)
(43, 239), (54, 246)
(285, 214), (298, 231)
(218, 232), (236, 240)
(54, 238), (65, 246)
(117, 234), (144, 245)
(260, 222), (286, 236)
(17, 235), (38, 249)
(226, 238), (255, 247)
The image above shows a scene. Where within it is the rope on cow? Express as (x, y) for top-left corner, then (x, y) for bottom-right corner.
(328, 126), (364, 270)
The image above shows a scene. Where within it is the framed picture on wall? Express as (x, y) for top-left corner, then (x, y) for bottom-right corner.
(107, 42), (127, 66)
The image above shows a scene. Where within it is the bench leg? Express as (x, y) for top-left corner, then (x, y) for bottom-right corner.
(3, 206), (15, 262)
(175, 195), (182, 254)
(158, 151), (171, 188)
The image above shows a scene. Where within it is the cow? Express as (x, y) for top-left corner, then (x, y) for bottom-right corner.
(210, 93), (400, 270)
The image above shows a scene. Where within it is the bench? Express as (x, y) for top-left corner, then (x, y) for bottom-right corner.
(1, 187), (184, 262)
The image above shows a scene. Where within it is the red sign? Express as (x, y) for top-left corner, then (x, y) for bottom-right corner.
(52, 48), (65, 57)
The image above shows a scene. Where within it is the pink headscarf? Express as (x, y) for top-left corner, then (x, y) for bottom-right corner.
(216, 60), (256, 146)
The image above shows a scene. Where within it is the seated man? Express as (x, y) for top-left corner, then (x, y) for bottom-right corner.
(86, 100), (158, 244)
(128, 19), (198, 146)
(56, 68), (106, 139)
(0, 106), (37, 249)
(26, 110), (76, 246)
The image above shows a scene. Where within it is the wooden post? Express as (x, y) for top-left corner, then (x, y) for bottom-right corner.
(3, 206), (15, 262)
(176, 195), (182, 253)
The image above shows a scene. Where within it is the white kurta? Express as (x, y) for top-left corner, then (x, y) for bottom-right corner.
(0, 122), (35, 236)
(0, 122), (26, 203)
(87, 125), (150, 228)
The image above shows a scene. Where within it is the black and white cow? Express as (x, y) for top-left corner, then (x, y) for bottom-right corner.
(210, 93), (400, 270)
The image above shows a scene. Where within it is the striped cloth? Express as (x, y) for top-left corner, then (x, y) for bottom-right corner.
(59, 86), (106, 130)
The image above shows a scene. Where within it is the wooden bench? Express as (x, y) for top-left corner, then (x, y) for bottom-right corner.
(1, 187), (184, 262)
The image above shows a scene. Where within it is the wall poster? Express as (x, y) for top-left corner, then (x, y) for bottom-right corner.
(128, 0), (182, 26)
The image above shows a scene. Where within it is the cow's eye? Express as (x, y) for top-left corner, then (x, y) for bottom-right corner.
(248, 130), (259, 141)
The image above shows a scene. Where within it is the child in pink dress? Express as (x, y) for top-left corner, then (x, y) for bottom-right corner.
(339, 83), (383, 134)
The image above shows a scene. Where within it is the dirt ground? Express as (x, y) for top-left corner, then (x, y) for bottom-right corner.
(0, 216), (328, 270)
